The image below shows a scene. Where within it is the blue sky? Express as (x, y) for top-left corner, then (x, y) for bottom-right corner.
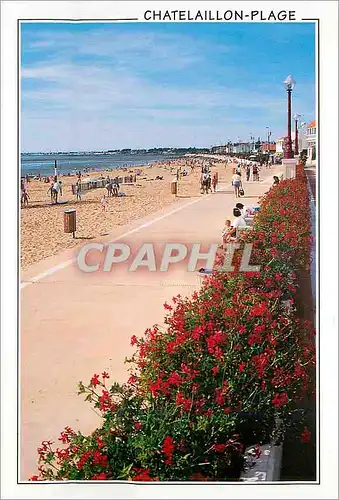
(21, 22), (315, 152)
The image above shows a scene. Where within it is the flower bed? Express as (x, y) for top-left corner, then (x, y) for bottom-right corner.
(30, 170), (315, 482)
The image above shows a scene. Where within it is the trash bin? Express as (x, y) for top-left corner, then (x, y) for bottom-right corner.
(171, 179), (178, 195)
(64, 209), (76, 237)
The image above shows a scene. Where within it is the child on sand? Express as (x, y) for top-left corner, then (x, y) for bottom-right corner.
(101, 195), (108, 212)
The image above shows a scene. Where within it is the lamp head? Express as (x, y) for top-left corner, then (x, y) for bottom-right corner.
(284, 75), (296, 91)
(294, 113), (301, 120)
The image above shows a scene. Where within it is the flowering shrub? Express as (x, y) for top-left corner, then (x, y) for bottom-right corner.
(31, 172), (315, 481)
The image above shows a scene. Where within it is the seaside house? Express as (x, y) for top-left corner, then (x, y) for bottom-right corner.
(232, 142), (251, 154)
(275, 137), (285, 154)
(305, 120), (316, 165)
(211, 145), (229, 154)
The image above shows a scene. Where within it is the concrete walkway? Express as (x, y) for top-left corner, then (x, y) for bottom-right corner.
(20, 166), (282, 480)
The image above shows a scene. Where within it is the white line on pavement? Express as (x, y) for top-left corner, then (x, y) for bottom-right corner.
(20, 184), (227, 289)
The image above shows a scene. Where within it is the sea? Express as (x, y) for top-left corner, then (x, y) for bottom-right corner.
(21, 152), (181, 177)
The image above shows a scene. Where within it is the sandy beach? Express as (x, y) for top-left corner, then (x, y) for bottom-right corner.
(21, 158), (235, 269)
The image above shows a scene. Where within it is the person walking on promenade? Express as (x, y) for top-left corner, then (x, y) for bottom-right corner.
(232, 172), (242, 198)
(246, 165), (251, 181)
(201, 171), (209, 194)
(212, 173), (218, 192)
(252, 164), (259, 182)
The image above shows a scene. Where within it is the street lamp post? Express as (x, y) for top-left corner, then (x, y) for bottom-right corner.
(283, 75), (295, 159)
(294, 113), (301, 156)
(265, 126), (271, 153)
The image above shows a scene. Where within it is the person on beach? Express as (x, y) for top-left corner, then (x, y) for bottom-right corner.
(22, 190), (30, 206)
(228, 208), (246, 239)
(21, 179), (29, 206)
(201, 171), (209, 194)
(47, 181), (58, 204)
(76, 180), (82, 201)
(246, 165), (251, 181)
(221, 219), (235, 247)
(212, 173), (218, 192)
(101, 195), (108, 212)
(207, 173), (212, 193)
(235, 202), (255, 224)
(232, 172), (242, 198)
(252, 164), (259, 182)
(273, 175), (280, 186)
(106, 181), (113, 197)
(52, 180), (60, 203)
(112, 178), (119, 196)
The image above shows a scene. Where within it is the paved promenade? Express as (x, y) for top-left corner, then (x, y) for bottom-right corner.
(20, 166), (282, 479)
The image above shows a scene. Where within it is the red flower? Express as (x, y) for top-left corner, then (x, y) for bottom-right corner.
(272, 392), (289, 408)
(224, 407), (231, 414)
(167, 371), (182, 387)
(98, 390), (115, 412)
(248, 333), (262, 346)
(102, 371), (110, 379)
(132, 467), (153, 481)
(130, 335), (138, 346)
(189, 472), (209, 481)
(95, 437), (104, 449)
(215, 388), (224, 406)
(211, 366), (219, 375)
(301, 427), (311, 443)
(29, 475), (39, 481)
(162, 436), (175, 465)
(91, 472), (107, 480)
(134, 422), (142, 431)
(212, 444), (226, 453)
(90, 374), (100, 387)
(239, 362), (246, 373)
(249, 303), (268, 317)
(238, 326), (246, 334)
(128, 375), (137, 385)
(93, 450), (108, 467)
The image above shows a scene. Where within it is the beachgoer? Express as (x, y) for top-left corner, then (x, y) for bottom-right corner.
(22, 190), (30, 206)
(246, 165), (251, 181)
(101, 195), (108, 212)
(252, 164), (259, 182)
(212, 173), (218, 192)
(76, 180), (82, 201)
(106, 181), (113, 197)
(201, 171), (209, 194)
(207, 173), (212, 193)
(221, 219), (234, 246)
(229, 208), (246, 238)
(273, 175), (280, 186)
(232, 172), (242, 198)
